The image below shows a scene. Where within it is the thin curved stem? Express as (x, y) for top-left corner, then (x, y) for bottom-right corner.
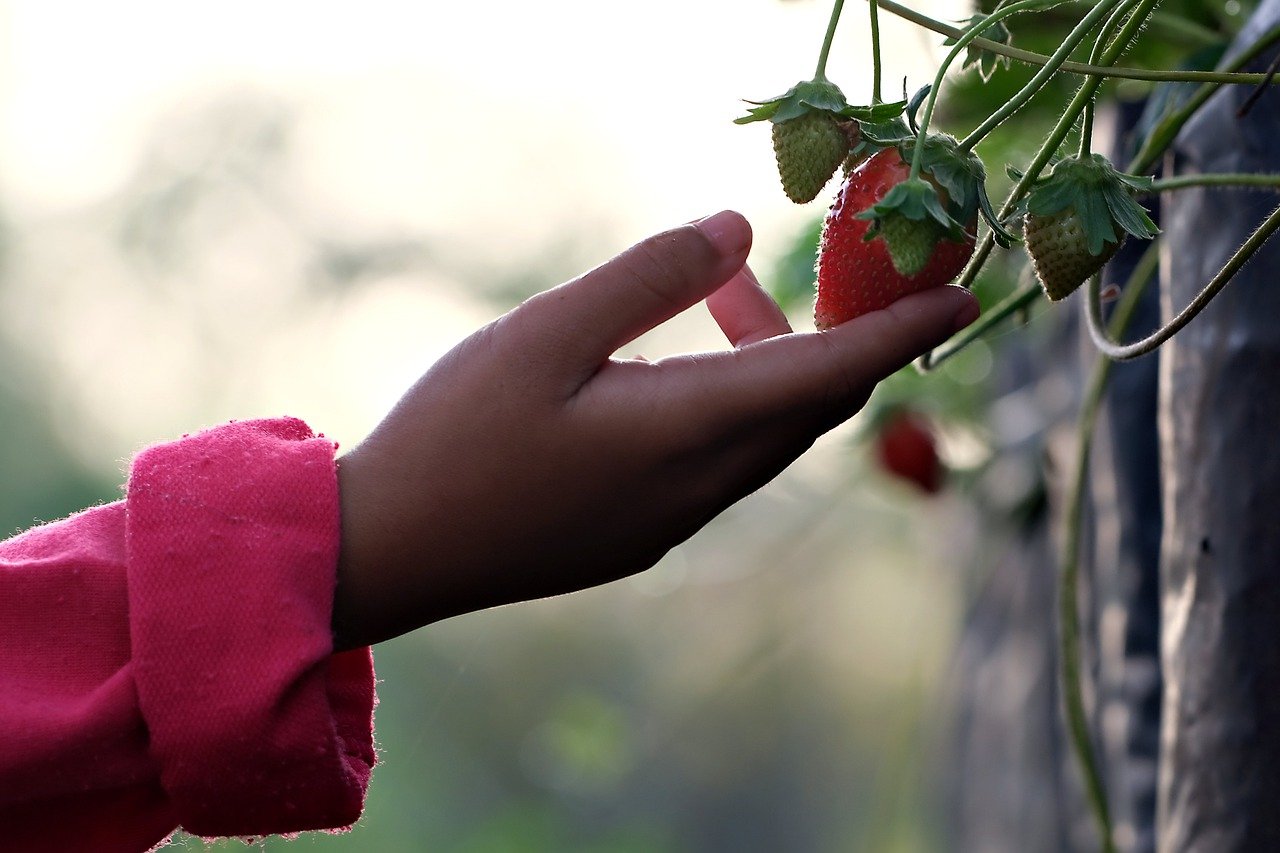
(1061, 240), (1159, 853)
(815, 0), (847, 81)
(1086, 202), (1280, 360)
(873, 0), (1275, 85)
(957, 0), (1131, 154)
(912, 0), (1084, 178)
(954, 0), (1159, 290)
(869, 0), (882, 102)
(1079, 0), (1143, 158)
(1149, 172), (1280, 193)
(917, 279), (1043, 372)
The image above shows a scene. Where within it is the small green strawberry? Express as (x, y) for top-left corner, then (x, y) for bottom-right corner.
(1024, 208), (1121, 300)
(772, 111), (850, 203)
(1019, 154), (1159, 300)
(737, 80), (907, 204)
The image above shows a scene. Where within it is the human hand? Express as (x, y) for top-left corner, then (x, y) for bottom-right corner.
(331, 211), (978, 649)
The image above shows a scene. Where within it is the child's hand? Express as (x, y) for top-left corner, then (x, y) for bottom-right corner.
(331, 211), (978, 649)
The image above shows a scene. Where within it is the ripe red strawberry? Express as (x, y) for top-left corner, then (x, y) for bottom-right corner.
(814, 148), (975, 330)
(874, 410), (944, 495)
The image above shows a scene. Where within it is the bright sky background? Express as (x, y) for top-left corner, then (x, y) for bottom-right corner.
(0, 0), (969, 467)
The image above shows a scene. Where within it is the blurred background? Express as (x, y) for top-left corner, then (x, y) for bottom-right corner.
(0, 0), (1072, 849)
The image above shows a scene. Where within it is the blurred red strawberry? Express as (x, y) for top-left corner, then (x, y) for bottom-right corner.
(874, 410), (944, 495)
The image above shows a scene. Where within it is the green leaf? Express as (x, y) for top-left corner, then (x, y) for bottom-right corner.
(945, 15), (1014, 82)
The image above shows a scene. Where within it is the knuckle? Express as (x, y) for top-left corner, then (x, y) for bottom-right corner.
(622, 226), (714, 308)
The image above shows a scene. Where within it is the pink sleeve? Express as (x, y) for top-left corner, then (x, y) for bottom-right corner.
(0, 417), (377, 850)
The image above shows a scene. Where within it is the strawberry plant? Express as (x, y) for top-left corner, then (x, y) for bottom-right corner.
(737, 1), (1280, 849)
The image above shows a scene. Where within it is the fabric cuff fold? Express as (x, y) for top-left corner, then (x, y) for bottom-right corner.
(126, 418), (376, 838)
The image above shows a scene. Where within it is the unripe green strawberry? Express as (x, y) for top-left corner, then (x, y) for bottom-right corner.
(1024, 207), (1122, 300)
(878, 211), (944, 277)
(772, 111), (849, 204)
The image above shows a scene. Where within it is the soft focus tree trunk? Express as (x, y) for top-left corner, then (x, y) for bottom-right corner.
(943, 4), (1280, 849)
(1157, 3), (1280, 848)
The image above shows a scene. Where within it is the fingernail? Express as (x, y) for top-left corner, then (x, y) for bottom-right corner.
(953, 296), (981, 333)
(695, 210), (752, 257)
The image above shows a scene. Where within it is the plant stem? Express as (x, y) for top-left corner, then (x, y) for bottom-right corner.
(815, 0), (847, 81)
(917, 279), (1043, 372)
(1128, 24), (1280, 174)
(1086, 202), (1280, 360)
(956, 0), (1131, 155)
(1149, 172), (1280, 193)
(872, 0), (1274, 85)
(953, 0), (1160, 295)
(1079, 0), (1143, 159)
(909, 0), (1087, 181)
(1061, 239), (1160, 853)
(868, 0), (882, 102)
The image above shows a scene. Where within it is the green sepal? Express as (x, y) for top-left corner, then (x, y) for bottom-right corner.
(735, 79), (906, 126)
(1024, 153), (1160, 256)
(856, 178), (960, 240)
(859, 118), (915, 147)
(977, 181), (1020, 248)
(847, 117), (914, 163)
(912, 133), (984, 228)
(843, 99), (909, 123)
(906, 85), (932, 135)
(944, 14), (1013, 81)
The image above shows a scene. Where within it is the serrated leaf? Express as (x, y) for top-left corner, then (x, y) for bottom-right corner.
(944, 14), (1014, 81)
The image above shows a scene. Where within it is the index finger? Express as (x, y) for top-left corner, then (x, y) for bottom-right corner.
(695, 285), (980, 427)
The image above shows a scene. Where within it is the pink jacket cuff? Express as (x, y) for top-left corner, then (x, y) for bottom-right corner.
(126, 417), (376, 838)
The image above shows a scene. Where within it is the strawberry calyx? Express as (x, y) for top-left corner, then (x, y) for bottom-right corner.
(739, 80), (909, 205)
(858, 177), (960, 236)
(1021, 153), (1159, 255)
(735, 79), (906, 126)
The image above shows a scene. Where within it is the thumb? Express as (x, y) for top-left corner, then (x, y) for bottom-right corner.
(512, 211), (752, 381)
